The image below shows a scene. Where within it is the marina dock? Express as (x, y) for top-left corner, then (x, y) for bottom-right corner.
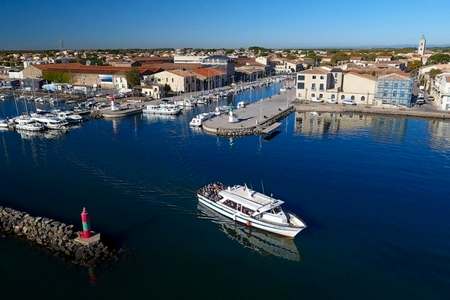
(202, 90), (295, 136)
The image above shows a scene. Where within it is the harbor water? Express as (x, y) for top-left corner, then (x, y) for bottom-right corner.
(1, 85), (450, 299)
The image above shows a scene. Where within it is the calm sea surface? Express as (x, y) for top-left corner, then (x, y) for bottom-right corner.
(1, 85), (450, 300)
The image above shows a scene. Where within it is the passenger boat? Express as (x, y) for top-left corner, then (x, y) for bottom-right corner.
(143, 103), (181, 115)
(197, 183), (306, 238)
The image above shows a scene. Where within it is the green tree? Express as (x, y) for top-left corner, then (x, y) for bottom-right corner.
(429, 68), (442, 79)
(427, 53), (450, 65)
(125, 68), (141, 88)
(407, 60), (422, 72)
(331, 52), (350, 65)
(43, 71), (72, 83)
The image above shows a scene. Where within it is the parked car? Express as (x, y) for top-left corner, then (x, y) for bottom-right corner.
(311, 97), (324, 103)
(342, 98), (357, 106)
(416, 98), (425, 105)
(326, 98), (338, 104)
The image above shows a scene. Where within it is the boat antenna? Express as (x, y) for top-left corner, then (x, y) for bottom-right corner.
(261, 180), (265, 194)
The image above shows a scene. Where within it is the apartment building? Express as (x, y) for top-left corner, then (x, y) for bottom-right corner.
(296, 67), (378, 104)
(375, 73), (414, 107)
(431, 73), (450, 110)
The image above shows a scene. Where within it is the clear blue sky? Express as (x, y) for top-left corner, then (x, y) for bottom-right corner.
(2, 0), (450, 50)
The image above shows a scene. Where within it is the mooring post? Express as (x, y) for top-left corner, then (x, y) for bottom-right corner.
(80, 207), (91, 239)
(75, 207), (101, 246)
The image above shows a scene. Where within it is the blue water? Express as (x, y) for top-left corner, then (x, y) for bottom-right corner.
(1, 86), (450, 300)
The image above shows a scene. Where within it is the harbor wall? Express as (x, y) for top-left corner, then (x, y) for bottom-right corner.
(0, 206), (119, 267)
(294, 103), (450, 120)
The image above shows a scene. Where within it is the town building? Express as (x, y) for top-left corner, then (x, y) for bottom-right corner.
(138, 83), (166, 99)
(22, 63), (161, 90)
(431, 73), (450, 110)
(375, 73), (414, 107)
(235, 65), (266, 82)
(174, 55), (207, 64)
(296, 67), (398, 105)
(147, 69), (197, 93)
(375, 56), (392, 63)
(191, 67), (227, 91)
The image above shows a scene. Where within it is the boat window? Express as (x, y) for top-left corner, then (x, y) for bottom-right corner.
(272, 207), (281, 214)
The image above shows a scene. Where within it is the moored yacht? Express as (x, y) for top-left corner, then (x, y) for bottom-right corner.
(197, 183), (306, 238)
(44, 118), (69, 130)
(189, 112), (212, 127)
(56, 111), (83, 123)
(143, 103), (181, 115)
(15, 119), (45, 131)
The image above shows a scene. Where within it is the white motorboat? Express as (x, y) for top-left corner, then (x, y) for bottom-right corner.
(44, 118), (69, 130)
(56, 111), (83, 123)
(0, 118), (13, 129)
(197, 98), (208, 105)
(189, 113), (212, 127)
(175, 98), (195, 107)
(197, 183), (306, 238)
(16, 121), (45, 132)
(143, 103), (181, 115)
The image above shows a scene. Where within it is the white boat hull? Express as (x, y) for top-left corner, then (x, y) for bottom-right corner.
(198, 195), (304, 238)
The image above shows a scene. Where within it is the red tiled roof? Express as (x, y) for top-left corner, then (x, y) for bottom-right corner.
(301, 68), (329, 75)
(33, 63), (161, 75)
(192, 67), (227, 78)
(166, 69), (197, 77)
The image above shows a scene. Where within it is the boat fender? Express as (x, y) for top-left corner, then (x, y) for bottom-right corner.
(246, 220), (251, 227)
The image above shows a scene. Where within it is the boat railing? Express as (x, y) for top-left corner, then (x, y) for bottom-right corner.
(198, 182), (225, 202)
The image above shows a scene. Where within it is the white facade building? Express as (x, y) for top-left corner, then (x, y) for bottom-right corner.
(296, 67), (377, 104)
(148, 70), (197, 93)
(432, 73), (450, 110)
(174, 55), (207, 64)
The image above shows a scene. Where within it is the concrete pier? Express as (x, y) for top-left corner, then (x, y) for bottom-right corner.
(202, 90), (294, 136)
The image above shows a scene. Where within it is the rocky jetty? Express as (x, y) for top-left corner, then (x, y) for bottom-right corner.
(0, 206), (119, 267)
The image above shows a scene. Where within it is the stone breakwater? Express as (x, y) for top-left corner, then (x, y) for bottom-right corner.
(0, 206), (119, 267)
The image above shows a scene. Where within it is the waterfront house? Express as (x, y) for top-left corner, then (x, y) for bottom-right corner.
(431, 73), (450, 110)
(191, 67), (227, 91)
(138, 83), (166, 99)
(375, 73), (414, 107)
(296, 67), (377, 104)
(22, 63), (162, 90)
(148, 69), (197, 93)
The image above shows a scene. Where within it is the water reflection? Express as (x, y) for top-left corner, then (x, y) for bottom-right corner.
(16, 129), (69, 140)
(142, 114), (178, 123)
(295, 112), (373, 136)
(429, 120), (450, 149)
(197, 203), (301, 262)
(294, 112), (410, 142)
